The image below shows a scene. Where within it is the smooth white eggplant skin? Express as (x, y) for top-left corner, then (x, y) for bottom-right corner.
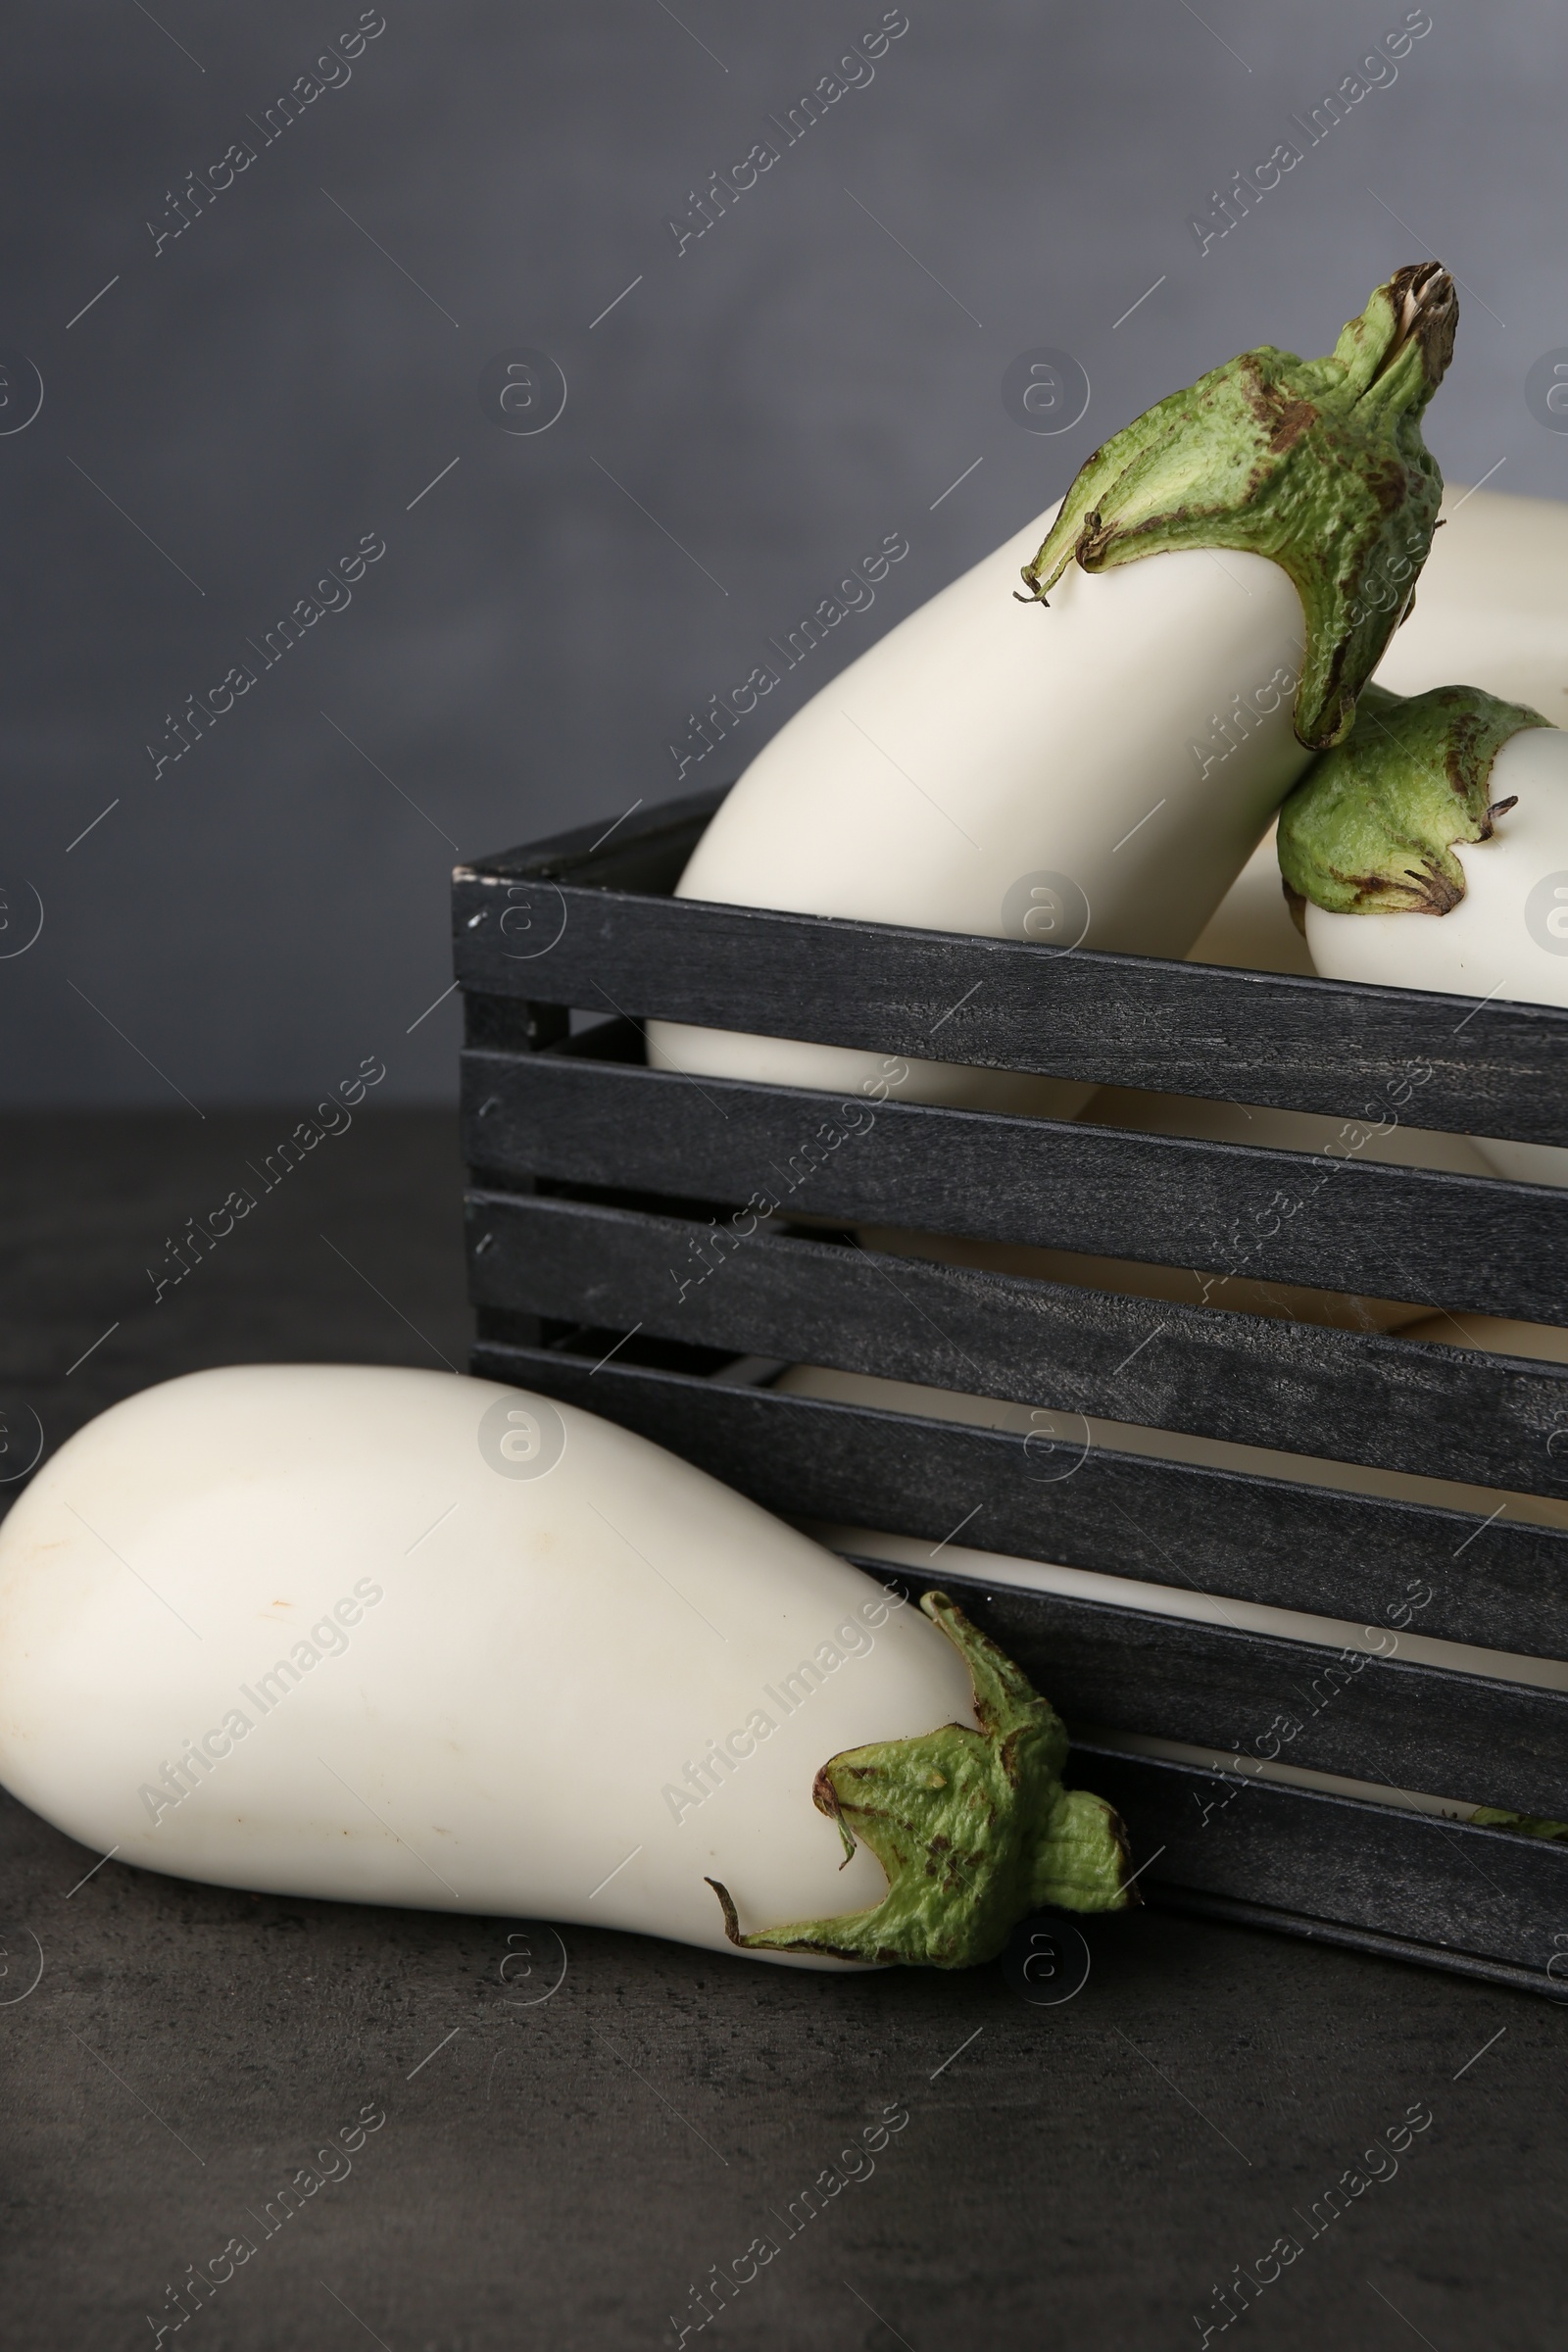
(0, 1365), (978, 1968)
(1374, 486), (1568, 720)
(648, 511), (1308, 1114)
(1189, 820), (1315, 978)
(1302, 727), (1568, 1184)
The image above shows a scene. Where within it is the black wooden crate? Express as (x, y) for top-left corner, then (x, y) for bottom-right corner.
(452, 785), (1568, 1998)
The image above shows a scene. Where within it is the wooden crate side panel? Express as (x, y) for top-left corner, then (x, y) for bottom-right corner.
(1073, 1745), (1568, 1985)
(461, 1049), (1568, 1325)
(451, 877), (1568, 1146)
(893, 1571), (1568, 1824)
(466, 1346), (1568, 1661)
(466, 1192), (1568, 1498)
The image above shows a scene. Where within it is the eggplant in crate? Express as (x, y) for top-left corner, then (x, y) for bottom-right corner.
(453, 784), (1568, 1996)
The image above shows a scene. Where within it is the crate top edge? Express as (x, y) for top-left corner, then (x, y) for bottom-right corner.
(454, 783), (731, 885)
(451, 804), (1568, 1042)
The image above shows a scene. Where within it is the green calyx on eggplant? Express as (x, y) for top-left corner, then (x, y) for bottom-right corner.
(709, 1590), (1134, 1968)
(1018, 263), (1458, 751)
(1469, 1807), (1568, 1841)
(1277, 680), (1551, 917)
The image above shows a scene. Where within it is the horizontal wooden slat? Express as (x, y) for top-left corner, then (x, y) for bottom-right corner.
(1070, 1745), (1568, 1991)
(465, 1190), (1568, 1494)
(461, 1045), (1568, 1323)
(452, 853), (1568, 1149)
(454, 791), (1568, 1993)
(465, 1346), (1568, 1660)
(453, 790), (1568, 1984)
(858, 1569), (1568, 1821)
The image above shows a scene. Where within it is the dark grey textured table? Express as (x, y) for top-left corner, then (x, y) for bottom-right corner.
(2, 1112), (1561, 2352)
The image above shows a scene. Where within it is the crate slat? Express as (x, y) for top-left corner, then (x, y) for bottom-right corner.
(463, 1345), (1568, 1661)
(1071, 1744), (1568, 1990)
(466, 1191), (1568, 1495)
(463, 1046), (1568, 1324)
(453, 864), (1568, 1149)
(474, 1358), (1568, 1818)
(878, 1570), (1568, 1822)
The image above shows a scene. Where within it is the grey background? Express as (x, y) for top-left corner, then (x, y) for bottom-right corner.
(1, 0), (1564, 1106)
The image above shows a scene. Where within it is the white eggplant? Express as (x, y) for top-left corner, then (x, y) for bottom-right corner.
(652, 523), (1306, 1117)
(1282, 692), (1568, 1184)
(777, 1355), (1568, 1835)
(0, 1364), (1131, 1968)
(650, 266), (1457, 1112)
(772, 1335), (1568, 1801)
(1188, 818), (1316, 978)
(1373, 484), (1568, 720)
(1193, 485), (1568, 982)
